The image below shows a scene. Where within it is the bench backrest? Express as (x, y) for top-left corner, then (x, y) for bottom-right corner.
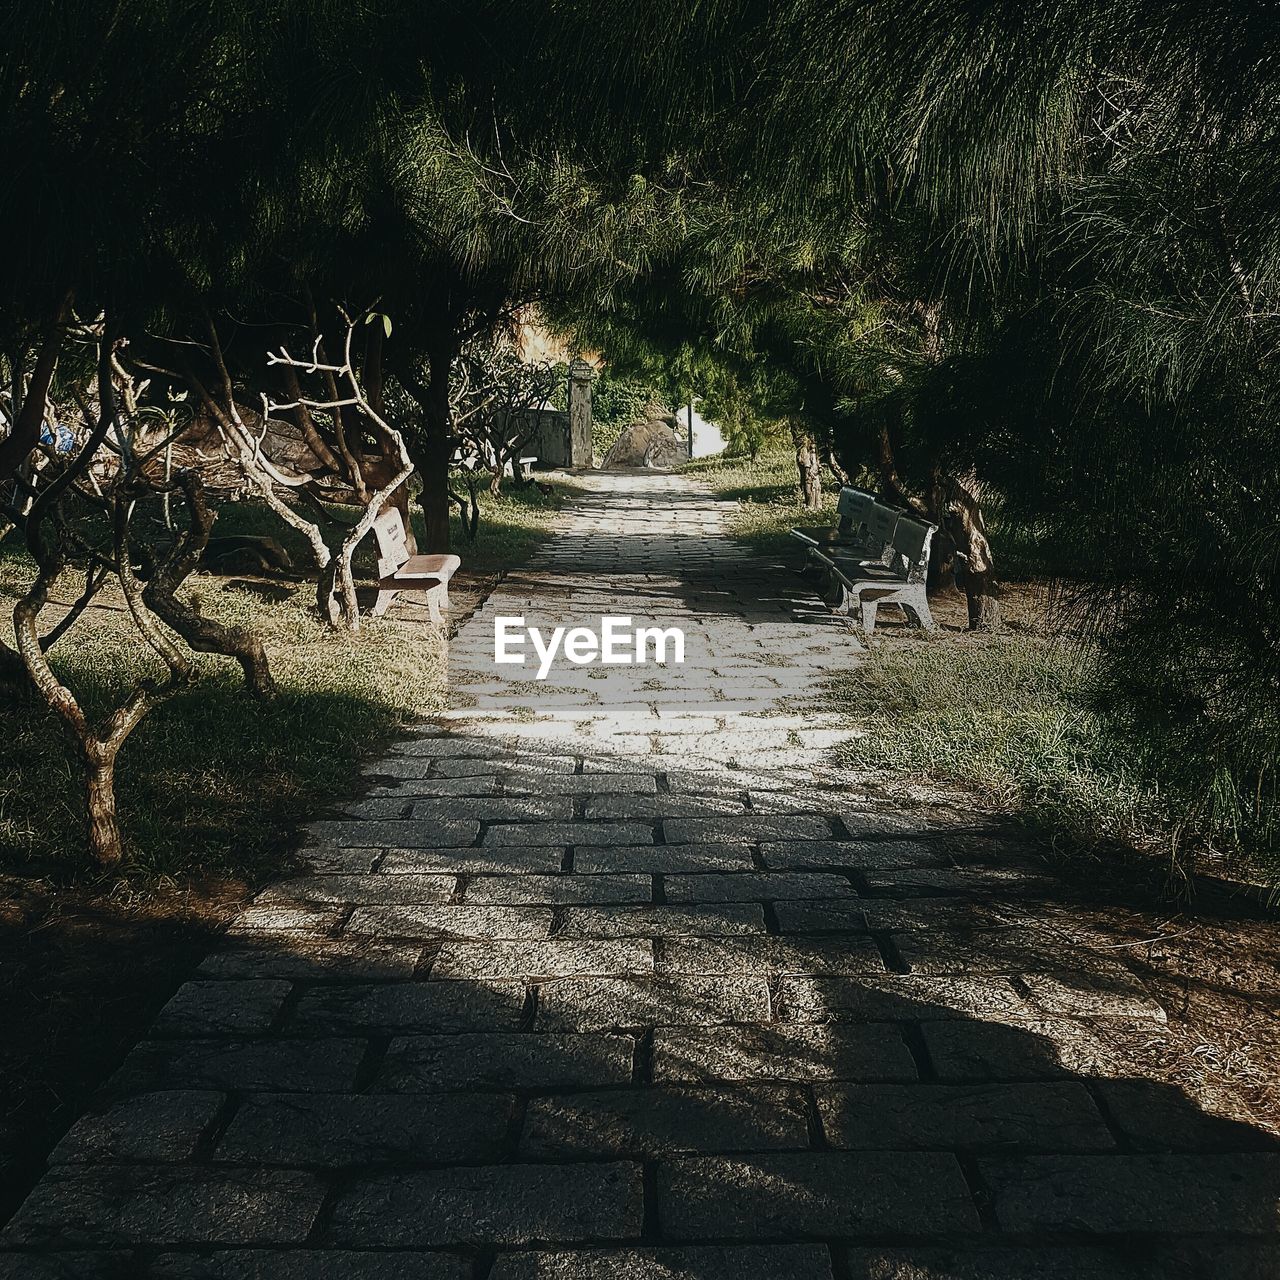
(836, 487), (874, 534)
(373, 508), (411, 577)
(836, 487), (875, 530)
(889, 515), (935, 582)
(863, 502), (900, 548)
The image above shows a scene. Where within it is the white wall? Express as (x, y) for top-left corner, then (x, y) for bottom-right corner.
(674, 404), (726, 458)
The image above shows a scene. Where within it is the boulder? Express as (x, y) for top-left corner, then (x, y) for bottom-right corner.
(601, 417), (690, 469)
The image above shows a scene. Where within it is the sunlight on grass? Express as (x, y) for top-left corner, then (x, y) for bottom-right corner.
(682, 443), (839, 553)
(829, 634), (1167, 856)
(0, 476), (575, 882)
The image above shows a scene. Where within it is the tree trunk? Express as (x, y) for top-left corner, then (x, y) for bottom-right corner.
(84, 754), (123, 868)
(0, 296), (70, 482)
(944, 475), (1002, 631)
(875, 416), (926, 515)
(420, 337), (455, 552)
(790, 421), (823, 510)
(922, 463), (955, 592)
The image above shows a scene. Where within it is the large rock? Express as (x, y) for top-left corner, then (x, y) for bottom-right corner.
(601, 417), (689, 468)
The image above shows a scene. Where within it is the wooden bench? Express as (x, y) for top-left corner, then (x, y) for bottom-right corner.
(811, 503), (937, 634)
(370, 509), (461, 624)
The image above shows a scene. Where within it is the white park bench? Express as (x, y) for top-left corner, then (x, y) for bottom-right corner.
(370, 508), (461, 625)
(809, 502), (937, 635)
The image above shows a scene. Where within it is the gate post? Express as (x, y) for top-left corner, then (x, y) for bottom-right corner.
(568, 359), (594, 467)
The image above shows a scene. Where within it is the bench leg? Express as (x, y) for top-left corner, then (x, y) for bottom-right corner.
(860, 598), (880, 636)
(426, 586), (444, 626)
(826, 580), (852, 614)
(371, 587), (397, 619)
(901, 587), (936, 631)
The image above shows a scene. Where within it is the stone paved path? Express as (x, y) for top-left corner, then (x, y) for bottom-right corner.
(4, 471), (1278, 1278)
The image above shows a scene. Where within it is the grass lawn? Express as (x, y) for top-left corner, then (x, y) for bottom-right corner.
(828, 632), (1168, 857)
(0, 476), (571, 884)
(682, 442), (840, 553)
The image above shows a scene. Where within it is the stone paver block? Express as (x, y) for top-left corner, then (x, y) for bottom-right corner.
(583, 795), (749, 820)
(658, 1152), (980, 1237)
(465, 874), (652, 906)
(861, 866), (1055, 894)
(483, 823), (655, 847)
(772, 901), (870, 933)
(0, 1256), (134, 1280)
(1021, 972), (1167, 1021)
(372, 774), (500, 796)
(520, 1085), (810, 1157)
(390, 738), (512, 758)
(401, 797), (573, 823)
(837, 812), (953, 839)
(345, 904), (552, 940)
(4, 1166), (325, 1247)
(504, 773), (658, 795)
(304, 819), (479, 848)
(760, 839), (947, 870)
(817, 1082), (1114, 1151)
(299, 846), (381, 873)
(51, 1091), (224, 1164)
(1095, 1079), (1280, 1152)
(663, 772), (752, 798)
(556, 903), (767, 938)
(490, 1246), (835, 1280)
(654, 936), (883, 976)
(109, 1039), (366, 1094)
(842, 1247), (1145, 1280)
(148, 1252), (471, 1279)
(860, 897), (1025, 931)
(654, 1024), (918, 1083)
(329, 1163), (643, 1246)
(892, 928), (1138, 977)
(982, 1153), (1280, 1233)
(260, 874), (456, 906)
(537, 976), (770, 1031)
(662, 816), (833, 844)
(434, 756), (577, 776)
(226, 903), (343, 935)
(375, 1032), (635, 1092)
(289, 981), (526, 1035)
(922, 1018), (1118, 1082)
(432, 939), (654, 979)
(380, 846), (565, 874)
(198, 940), (421, 982)
(216, 1092), (513, 1164)
(781, 975), (1036, 1023)
(575, 844), (754, 874)
(664, 873), (854, 903)
(152, 981), (290, 1037)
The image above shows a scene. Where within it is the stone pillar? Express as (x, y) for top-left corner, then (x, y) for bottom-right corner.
(567, 359), (594, 467)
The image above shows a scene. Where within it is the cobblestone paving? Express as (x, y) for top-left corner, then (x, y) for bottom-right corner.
(4, 471), (1278, 1278)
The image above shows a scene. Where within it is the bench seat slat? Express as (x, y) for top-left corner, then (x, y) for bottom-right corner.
(394, 553), (461, 583)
